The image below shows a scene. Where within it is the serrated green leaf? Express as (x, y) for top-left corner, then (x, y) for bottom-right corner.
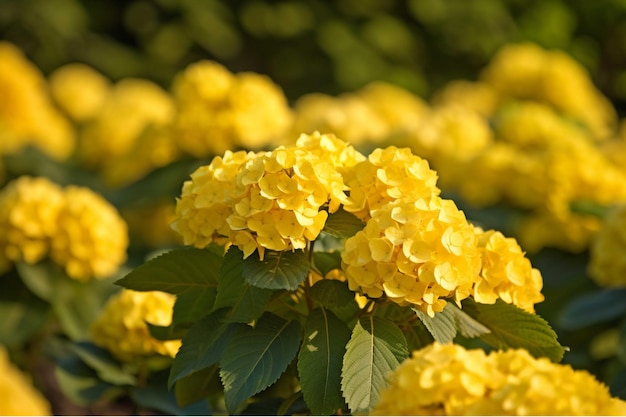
(313, 251), (343, 277)
(558, 289), (626, 330)
(298, 308), (350, 415)
(413, 307), (457, 343)
(242, 249), (310, 291)
(463, 299), (566, 362)
(214, 246), (273, 323)
(220, 313), (302, 414)
(309, 280), (355, 308)
(116, 248), (221, 294)
(169, 309), (238, 388)
(68, 342), (137, 386)
(341, 316), (409, 414)
(172, 287), (217, 326)
(322, 208), (365, 238)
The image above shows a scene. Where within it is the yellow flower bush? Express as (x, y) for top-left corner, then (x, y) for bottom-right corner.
(90, 289), (181, 363)
(172, 60), (293, 156)
(48, 62), (111, 123)
(51, 185), (129, 281)
(172, 132), (359, 259)
(588, 205), (626, 287)
(0, 176), (65, 274)
(371, 342), (626, 416)
(122, 201), (181, 249)
(0, 41), (75, 161)
(0, 176), (128, 280)
(0, 346), (51, 416)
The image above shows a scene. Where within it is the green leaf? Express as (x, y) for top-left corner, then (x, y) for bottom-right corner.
(463, 299), (566, 362)
(414, 303), (491, 343)
(242, 249), (310, 291)
(341, 316), (409, 414)
(147, 323), (188, 341)
(68, 341), (137, 386)
(313, 251), (342, 277)
(55, 355), (117, 406)
(116, 247), (221, 294)
(214, 246), (273, 323)
(322, 208), (365, 239)
(309, 280), (355, 308)
(405, 322), (435, 352)
(174, 365), (221, 409)
(298, 308), (351, 415)
(558, 289), (626, 330)
(172, 287), (217, 327)
(220, 313), (302, 414)
(169, 309), (238, 388)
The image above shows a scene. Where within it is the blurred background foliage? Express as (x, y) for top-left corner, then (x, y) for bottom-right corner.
(3, 0), (626, 111)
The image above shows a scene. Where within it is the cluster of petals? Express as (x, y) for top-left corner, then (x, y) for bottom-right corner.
(0, 346), (51, 415)
(0, 176), (128, 281)
(172, 132), (359, 259)
(371, 342), (626, 416)
(90, 289), (180, 363)
(172, 60), (293, 157)
(588, 205), (626, 287)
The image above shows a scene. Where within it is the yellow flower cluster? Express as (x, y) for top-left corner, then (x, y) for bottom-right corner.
(90, 289), (181, 363)
(0, 42), (75, 161)
(172, 132), (360, 259)
(588, 206), (626, 287)
(342, 197), (481, 316)
(292, 81), (428, 146)
(0, 346), (51, 416)
(417, 43), (626, 253)
(172, 60), (293, 157)
(371, 342), (626, 416)
(0, 176), (128, 281)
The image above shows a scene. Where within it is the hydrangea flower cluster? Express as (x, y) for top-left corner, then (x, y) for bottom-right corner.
(172, 132), (361, 259)
(0, 346), (51, 416)
(172, 60), (293, 157)
(371, 342), (626, 416)
(588, 205), (626, 287)
(0, 176), (128, 281)
(90, 289), (180, 363)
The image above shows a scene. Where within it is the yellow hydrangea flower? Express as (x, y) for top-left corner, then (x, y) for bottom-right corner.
(474, 228), (544, 312)
(90, 289), (181, 363)
(172, 132), (358, 259)
(50, 185), (128, 281)
(0, 346), (51, 416)
(0, 176), (65, 274)
(172, 60), (293, 156)
(433, 80), (500, 118)
(0, 41), (75, 161)
(343, 146), (440, 221)
(588, 205), (626, 287)
(342, 196), (481, 316)
(371, 342), (626, 416)
(48, 62), (112, 122)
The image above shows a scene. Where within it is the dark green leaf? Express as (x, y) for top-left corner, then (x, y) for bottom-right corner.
(172, 287), (217, 326)
(116, 248), (221, 294)
(463, 299), (566, 362)
(322, 208), (365, 239)
(313, 251), (343, 277)
(169, 309), (238, 388)
(220, 313), (302, 414)
(341, 316), (409, 414)
(243, 249), (310, 291)
(298, 308), (350, 415)
(174, 365), (221, 409)
(214, 246), (273, 323)
(404, 322), (435, 352)
(55, 355), (117, 406)
(147, 323), (188, 341)
(68, 341), (136, 386)
(309, 280), (355, 308)
(558, 289), (626, 330)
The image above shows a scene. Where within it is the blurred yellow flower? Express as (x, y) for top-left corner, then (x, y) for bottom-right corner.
(371, 342), (626, 416)
(0, 346), (51, 416)
(589, 205), (626, 287)
(90, 289), (180, 363)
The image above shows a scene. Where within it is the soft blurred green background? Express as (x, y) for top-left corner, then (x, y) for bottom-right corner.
(4, 0), (626, 111)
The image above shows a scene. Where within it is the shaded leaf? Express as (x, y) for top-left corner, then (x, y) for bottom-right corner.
(322, 208), (365, 239)
(147, 323), (188, 341)
(116, 248), (221, 294)
(54, 354), (117, 406)
(313, 251), (342, 277)
(243, 249), (310, 291)
(220, 313), (302, 414)
(68, 341), (136, 386)
(558, 288), (626, 330)
(298, 308), (350, 415)
(172, 287), (217, 326)
(309, 280), (355, 308)
(341, 316), (408, 414)
(174, 366), (221, 409)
